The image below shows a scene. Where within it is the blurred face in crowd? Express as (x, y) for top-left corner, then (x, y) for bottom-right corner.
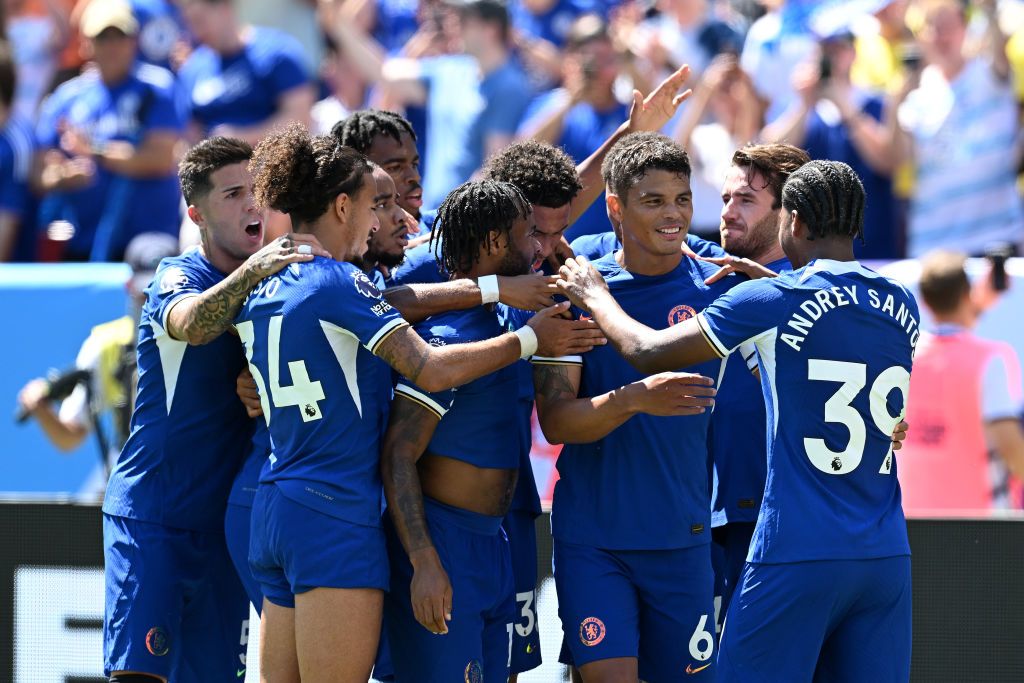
(657, 0), (705, 26)
(458, 14), (500, 56)
(821, 35), (856, 81)
(366, 132), (423, 219)
(189, 162), (266, 262)
(610, 169), (693, 261)
(567, 37), (620, 96)
(181, 0), (233, 47)
(919, 3), (966, 65)
(531, 203), (572, 267)
(366, 168), (409, 269)
(88, 28), (137, 83)
(720, 164), (780, 260)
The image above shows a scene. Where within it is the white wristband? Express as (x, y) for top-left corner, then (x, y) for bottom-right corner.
(478, 274), (500, 304)
(513, 325), (538, 360)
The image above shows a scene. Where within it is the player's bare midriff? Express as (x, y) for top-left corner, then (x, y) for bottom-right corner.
(418, 452), (519, 517)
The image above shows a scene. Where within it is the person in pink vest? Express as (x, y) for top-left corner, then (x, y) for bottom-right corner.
(900, 250), (1024, 514)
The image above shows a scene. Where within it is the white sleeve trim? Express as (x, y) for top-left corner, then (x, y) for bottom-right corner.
(696, 312), (731, 357)
(531, 354), (583, 365)
(394, 383), (448, 419)
(367, 317), (408, 354)
(161, 292), (200, 333)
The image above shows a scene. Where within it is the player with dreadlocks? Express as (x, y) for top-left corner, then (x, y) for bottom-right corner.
(380, 179), (551, 682)
(233, 125), (575, 681)
(558, 160), (919, 682)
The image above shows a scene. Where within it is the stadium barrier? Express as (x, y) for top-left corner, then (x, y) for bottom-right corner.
(2, 501), (1022, 683)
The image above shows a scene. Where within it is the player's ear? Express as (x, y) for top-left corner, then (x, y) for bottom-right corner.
(790, 210), (806, 239)
(186, 204), (204, 228)
(333, 192), (350, 222)
(606, 193), (623, 226)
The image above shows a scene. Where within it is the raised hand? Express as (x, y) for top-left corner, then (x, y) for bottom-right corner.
(628, 64), (693, 134)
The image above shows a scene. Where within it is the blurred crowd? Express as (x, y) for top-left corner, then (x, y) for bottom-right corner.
(2, 0), (1024, 263)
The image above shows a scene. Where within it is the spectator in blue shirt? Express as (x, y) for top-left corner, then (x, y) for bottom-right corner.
(177, 0), (315, 144)
(518, 14), (630, 239)
(0, 41), (36, 261)
(332, 0), (533, 211)
(32, 0), (184, 261)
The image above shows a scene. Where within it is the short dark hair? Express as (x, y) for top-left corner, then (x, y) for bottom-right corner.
(781, 159), (865, 241)
(432, 180), (530, 275)
(483, 140), (582, 208)
(331, 109), (417, 155)
(918, 250), (970, 315)
(458, 0), (510, 42)
(731, 143), (810, 209)
(178, 136), (253, 204)
(250, 123), (372, 226)
(0, 41), (14, 111)
(601, 132), (691, 202)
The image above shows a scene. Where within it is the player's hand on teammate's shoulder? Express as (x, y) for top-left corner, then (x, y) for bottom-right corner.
(625, 372), (716, 417)
(556, 255), (611, 310)
(697, 253), (779, 285)
(496, 273), (560, 311)
(526, 301), (606, 356)
(408, 547), (453, 635)
(235, 368), (263, 419)
(243, 233), (332, 281)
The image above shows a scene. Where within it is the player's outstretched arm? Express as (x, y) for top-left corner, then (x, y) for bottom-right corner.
(533, 362), (715, 444)
(557, 256), (720, 374)
(383, 273), (559, 324)
(380, 396), (452, 635)
(375, 302), (575, 392)
(166, 234), (331, 345)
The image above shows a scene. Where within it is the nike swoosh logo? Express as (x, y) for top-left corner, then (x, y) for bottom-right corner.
(237, 668), (246, 677)
(686, 662), (712, 674)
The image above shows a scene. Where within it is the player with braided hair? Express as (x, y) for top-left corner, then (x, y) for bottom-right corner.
(558, 159), (919, 682)
(234, 124), (575, 681)
(380, 180), (551, 681)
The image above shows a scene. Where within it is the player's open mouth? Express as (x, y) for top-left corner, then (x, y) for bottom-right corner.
(657, 225), (682, 236)
(405, 192), (423, 208)
(244, 221), (262, 237)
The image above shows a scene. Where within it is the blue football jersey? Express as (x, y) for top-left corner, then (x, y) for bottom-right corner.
(104, 249), (253, 532)
(710, 256), (791, 527)
(542, 253), (734, 550)
(235, 257), (407, 526)
(228, 420), (271, 508)
(698, 259), (919, 563)
(569, 231), (727, 261)
(389, 239), (447, 286)
(394, 306), (520, 470)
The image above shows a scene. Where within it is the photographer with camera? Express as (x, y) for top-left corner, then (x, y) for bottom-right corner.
(761, 22), (900, 258)
(16, 233), (178, 472)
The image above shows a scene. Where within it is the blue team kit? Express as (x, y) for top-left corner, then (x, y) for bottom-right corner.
(698, 259), (918, 681)
(539, 253), (733, 680)
(103, 249), (253, 678)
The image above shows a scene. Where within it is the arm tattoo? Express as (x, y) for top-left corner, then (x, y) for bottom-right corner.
(174, 266), (257, 345)
(382, 399), (437, 555)
(378, 332), (430, 385)
(535, 364), (579, 403)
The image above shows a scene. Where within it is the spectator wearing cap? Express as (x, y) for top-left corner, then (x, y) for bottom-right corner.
(899, 250), (1024, 514)
(176, 0), (315, 145)
(332, 0), (533, 211)
(517, 13), (629, 239)
(31, 0), (185, 262)
(16, 232), (180, 482)
(72, 0), (190, 73)
(0, 40), (37, 261)
(761, 24), (900, 259)
(891, 0), (1023, 257)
